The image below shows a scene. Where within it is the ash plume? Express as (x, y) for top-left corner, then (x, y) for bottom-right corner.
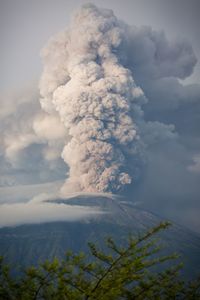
(39, 4), (145, 195)
(0, 2), (199, 230)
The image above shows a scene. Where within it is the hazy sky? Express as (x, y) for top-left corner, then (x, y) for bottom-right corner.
(1, 0), (200, 91)
(0, 1), (200, 232)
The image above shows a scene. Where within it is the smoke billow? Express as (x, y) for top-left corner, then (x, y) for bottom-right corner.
(39, 4), (145, 195)
(0, 3), (199, 230)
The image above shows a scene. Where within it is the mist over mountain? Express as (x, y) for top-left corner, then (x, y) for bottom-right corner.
(0, 195), (200, 279)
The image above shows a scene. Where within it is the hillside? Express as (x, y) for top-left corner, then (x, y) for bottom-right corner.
(0, 195), (200, 279)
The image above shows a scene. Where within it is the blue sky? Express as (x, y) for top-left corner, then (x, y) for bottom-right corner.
(1, 0), (200, 91)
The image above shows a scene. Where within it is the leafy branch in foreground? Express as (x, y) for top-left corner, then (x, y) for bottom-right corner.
(0, 221), (199, 299)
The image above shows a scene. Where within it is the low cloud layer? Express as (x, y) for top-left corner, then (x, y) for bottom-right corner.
(0, 181), (63, 204)
(0, 193), (102, 227)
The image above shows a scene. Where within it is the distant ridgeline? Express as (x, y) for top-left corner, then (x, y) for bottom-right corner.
(0, 196), (200, 279)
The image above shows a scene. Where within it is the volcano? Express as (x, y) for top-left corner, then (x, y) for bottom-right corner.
(0, 195), (200, 279)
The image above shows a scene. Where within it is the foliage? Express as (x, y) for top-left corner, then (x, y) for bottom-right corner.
(0, 222), (199, 299)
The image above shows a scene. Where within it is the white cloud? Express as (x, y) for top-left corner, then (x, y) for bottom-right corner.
(188, 154), (200, 173)
(0, 181), (63, 204)
(0, 193), (102, 228)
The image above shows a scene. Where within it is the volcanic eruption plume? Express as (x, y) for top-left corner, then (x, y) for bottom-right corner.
(39, 4), (145, 195)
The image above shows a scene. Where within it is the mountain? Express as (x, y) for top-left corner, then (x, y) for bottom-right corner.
(0, 195), (200, 279)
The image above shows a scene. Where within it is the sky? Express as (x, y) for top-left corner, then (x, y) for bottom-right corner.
(1, 0), (200, 91)
(0, 0), (200, 232)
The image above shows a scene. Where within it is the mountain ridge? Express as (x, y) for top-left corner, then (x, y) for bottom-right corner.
(0, 195), (200, 279)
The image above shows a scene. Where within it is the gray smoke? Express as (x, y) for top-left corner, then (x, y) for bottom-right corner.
(1, 3), (199, 230)
(39, 4), (145, 195)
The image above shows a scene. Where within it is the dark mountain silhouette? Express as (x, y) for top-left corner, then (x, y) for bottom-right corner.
(0, 195), (200, 279)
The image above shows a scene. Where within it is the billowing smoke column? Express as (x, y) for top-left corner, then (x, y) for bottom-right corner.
(39, 4), (144, 194)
